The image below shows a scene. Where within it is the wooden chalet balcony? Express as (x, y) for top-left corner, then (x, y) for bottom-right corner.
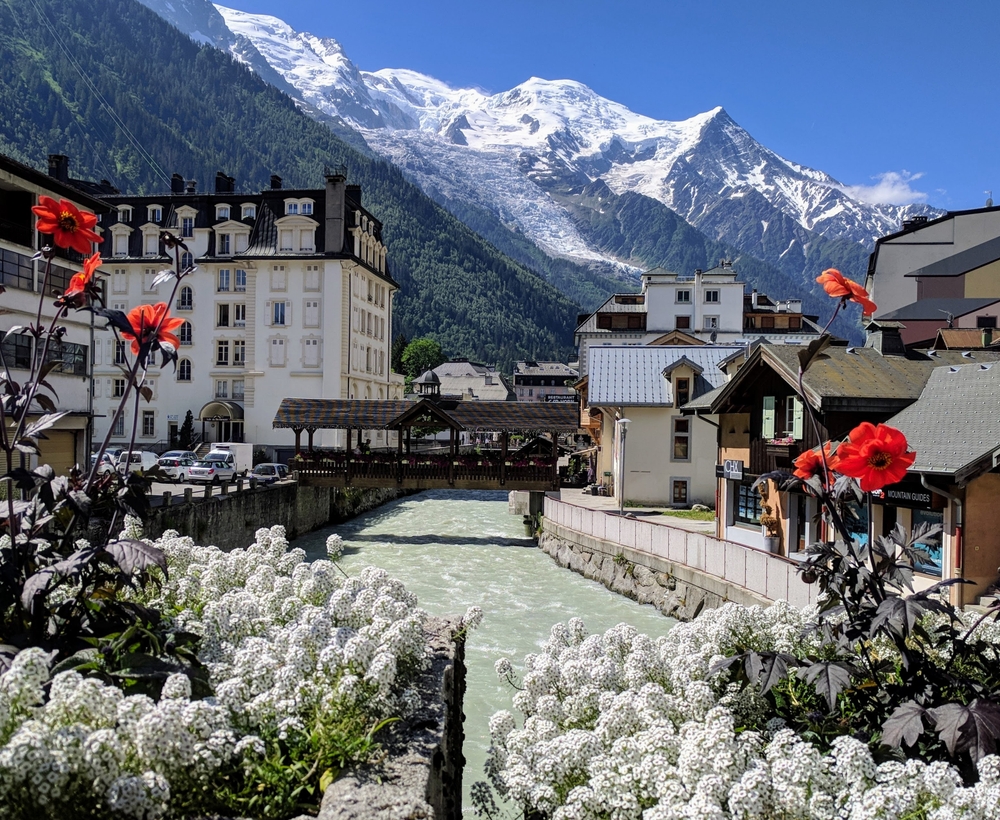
(292, 452), (560, 491)
(750, 439), (801, 474)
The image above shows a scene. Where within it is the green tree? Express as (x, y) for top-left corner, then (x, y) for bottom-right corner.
(178, 409), (194, 449)
(401, 338), (445, 379)
(391, 332), (409, 375)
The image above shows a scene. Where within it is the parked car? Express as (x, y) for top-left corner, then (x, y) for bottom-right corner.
(251, 463), (289, 484)
(90, 452), (117, 476)
(188, 459), (232, 484)
(160, 450), (199, 462)
(158, 455), (197, 482)
(116, 451), (160, 474)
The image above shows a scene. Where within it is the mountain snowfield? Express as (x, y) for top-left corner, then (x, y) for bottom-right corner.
(153, 0), (938, 289)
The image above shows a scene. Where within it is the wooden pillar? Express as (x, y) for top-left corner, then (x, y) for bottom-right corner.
(346, 429), (353, 485)
(500, 430), (508, 486)
(396, 425), (404, 483)
(551, 430), (559, 489)
(448, 427), (455, 485)
(307, 428), (316, 452)
(406, 427), (411, 455)
(294, 428), (302, 456)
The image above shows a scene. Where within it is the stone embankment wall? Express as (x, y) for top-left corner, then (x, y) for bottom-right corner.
(540, 496), (817, 621)
(313, 617), (466, 820)
(143, 484), (405, 550)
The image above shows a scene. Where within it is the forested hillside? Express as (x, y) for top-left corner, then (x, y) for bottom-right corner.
(0, 0), (583, 368)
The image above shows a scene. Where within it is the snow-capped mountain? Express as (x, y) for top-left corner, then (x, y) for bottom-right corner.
(144, 0), (938, 290)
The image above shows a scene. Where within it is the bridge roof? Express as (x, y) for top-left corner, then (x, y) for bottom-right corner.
(273, 397), (580, 432)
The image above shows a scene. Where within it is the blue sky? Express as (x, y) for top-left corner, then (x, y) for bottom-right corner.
(232, 0), (998, 210)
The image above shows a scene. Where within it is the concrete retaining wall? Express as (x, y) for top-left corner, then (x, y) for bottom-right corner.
(542, 496), (818, 620)
(143, 484), (406, 551)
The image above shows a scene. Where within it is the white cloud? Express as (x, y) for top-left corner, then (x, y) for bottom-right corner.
(839, 171), (928, 206)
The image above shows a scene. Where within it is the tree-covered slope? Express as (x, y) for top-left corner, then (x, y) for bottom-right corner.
(0, 0), (581, 368)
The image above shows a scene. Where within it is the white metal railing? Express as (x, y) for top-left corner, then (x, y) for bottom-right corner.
(543, 496), (817, 609)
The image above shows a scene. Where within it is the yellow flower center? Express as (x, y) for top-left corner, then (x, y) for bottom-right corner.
(58, 210), (79, 232)
(868, 452), (892, 470)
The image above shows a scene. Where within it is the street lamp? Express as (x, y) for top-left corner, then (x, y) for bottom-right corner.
(617, 417), (631, 517)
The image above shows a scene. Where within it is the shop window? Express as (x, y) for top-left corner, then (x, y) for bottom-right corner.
(913, 510), (944, 576)
(734, 482), (762, 527)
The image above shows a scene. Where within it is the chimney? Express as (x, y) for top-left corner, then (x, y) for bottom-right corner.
(270, 174), (282, 190)
(47, 154), (69, 183)
(324, 166), (346, 254)
(864, 321), (907, 357)
(751, 288), (759, 309)
(170, 173), (184, 194)
(185, 179), (196, 194)
(984, 327), (994, 347)
(215, 171), (234, 193)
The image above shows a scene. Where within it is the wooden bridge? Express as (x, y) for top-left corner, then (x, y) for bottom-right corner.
(274, 397), (581, 491)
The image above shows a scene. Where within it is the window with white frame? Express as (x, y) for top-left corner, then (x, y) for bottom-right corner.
(235, 269), (246, 292)
(269, 338), (286, 366)
(676, 289), (691, 304)
(148, 207), (162, 223)
(178, 359), (191, 381)
(299, 229), (314, 252)
(113, 414), (125, 437)
(112, 377), (126, 397)
(234, 304), (246, 327)
(279, 229), (293, 251)
(114, 341), (127, 365)
(235, 233), (247, 253)
(181, 217), (194, 238)
(218, 234), (231, 255)
(181, 251), (193, 269)
(217, 304), (230, 327)
(142, 410), (155, 437)
(179, 322), (192, 345)
(218, 269), (230, 292)
(215, 380), (228, 399)
(114, 233), (128, 256)
(672, 417), (691, 461)
(143, 268), (158, 292)
(144, 233), (158, 256)
(784, 395), (804, 439)
(703, 316), (719, 330)
(119, 207), (132, 222)
(285, 202), (299, 215)
(216, 340), (229, 365)
(305, 265), (320, 291)
(272, 301), (286, 326)
(217, 205), (230, 220)
(233, 340), (245, 365)
(241, 204), (255, 219)
(704, 289), (720, 303)
(232, 379), (245, 400)
(271, 265), (286, 290)
(301, 201), (313, 215)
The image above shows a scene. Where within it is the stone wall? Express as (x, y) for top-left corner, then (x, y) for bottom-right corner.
(539, 521), (771, 621)
(310, 617), (467, 820)
(143, 484), (406, 551)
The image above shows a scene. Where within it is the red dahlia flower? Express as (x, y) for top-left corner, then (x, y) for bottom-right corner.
(793, 442), (837, 485)
(816, 268), (877, 316)
(120, 302), (184, 357)
(31, 196), (102, 256)
(833, 422), (915, 492)
(62, 252), (102, 303)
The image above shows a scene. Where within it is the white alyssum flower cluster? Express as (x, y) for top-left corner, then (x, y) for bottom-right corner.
(482, 604), (1000, 820)
(0, 522), (431, 818)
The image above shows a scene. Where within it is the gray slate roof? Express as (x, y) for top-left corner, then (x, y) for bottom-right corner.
(905, 235), (1000, 278)
(876, 297), (1000, 322)
(888, 362), (1000, 481)
(588, 345), (743, 406)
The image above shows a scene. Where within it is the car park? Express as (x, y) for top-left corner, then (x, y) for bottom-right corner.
(251, 463), (289, 484)
(158, 455), (196, 482)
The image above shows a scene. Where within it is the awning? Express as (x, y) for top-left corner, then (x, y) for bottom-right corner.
(199, 400), (245, 421)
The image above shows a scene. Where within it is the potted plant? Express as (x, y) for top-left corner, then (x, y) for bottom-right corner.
(758, 485), (781, 551)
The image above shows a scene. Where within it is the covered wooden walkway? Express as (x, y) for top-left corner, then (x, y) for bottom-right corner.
(273, 397), (581, 491)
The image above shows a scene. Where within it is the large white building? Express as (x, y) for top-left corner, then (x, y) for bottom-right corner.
(0, 154), (112, 472)
(93, 168), (403, 454)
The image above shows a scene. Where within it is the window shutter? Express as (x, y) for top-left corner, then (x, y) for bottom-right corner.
(762, 396), (775, 439)
(265, 300), (272, 326)
(792, 398), (804, 440)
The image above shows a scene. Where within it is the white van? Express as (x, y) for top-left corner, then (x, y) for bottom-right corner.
(116, 450), (160, 474)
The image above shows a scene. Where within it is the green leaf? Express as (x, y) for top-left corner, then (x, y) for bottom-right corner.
(319, 768), (338, 794)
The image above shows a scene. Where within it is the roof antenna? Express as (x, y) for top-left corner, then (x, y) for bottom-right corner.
(987, 190), (994, 208)
(938, 309), (954, 328)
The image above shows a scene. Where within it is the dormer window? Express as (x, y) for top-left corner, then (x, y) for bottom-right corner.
(286, 202), (299, 215)
(119, 207), (132, 222)
(241, 204), (256, 219)
(301, 201), (313, 215)
(148, 206), (162, 223)
(217, 205), (230, 220)
(181, 217), (194, 238)
(218, 233), (231, 255)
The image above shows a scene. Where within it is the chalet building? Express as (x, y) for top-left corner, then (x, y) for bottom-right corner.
(574, 263), (822, 377)
(430, 359), (515, 402)
(688, 322), (1000, 566)
(0, 153), (113, 471)
(866, 205), (1000, 344)
(93, 167), (403, 453)
(583, 344), (742, 506)
(512, 360), (578, 403)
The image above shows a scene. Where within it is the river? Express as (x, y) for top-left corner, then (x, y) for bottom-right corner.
(296, 490), (675, 811)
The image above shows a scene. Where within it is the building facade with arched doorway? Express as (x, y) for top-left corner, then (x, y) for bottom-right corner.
(91, 168), (404, 454)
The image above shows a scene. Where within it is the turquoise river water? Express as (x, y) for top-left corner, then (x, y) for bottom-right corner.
(296, 490), (675, 811)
